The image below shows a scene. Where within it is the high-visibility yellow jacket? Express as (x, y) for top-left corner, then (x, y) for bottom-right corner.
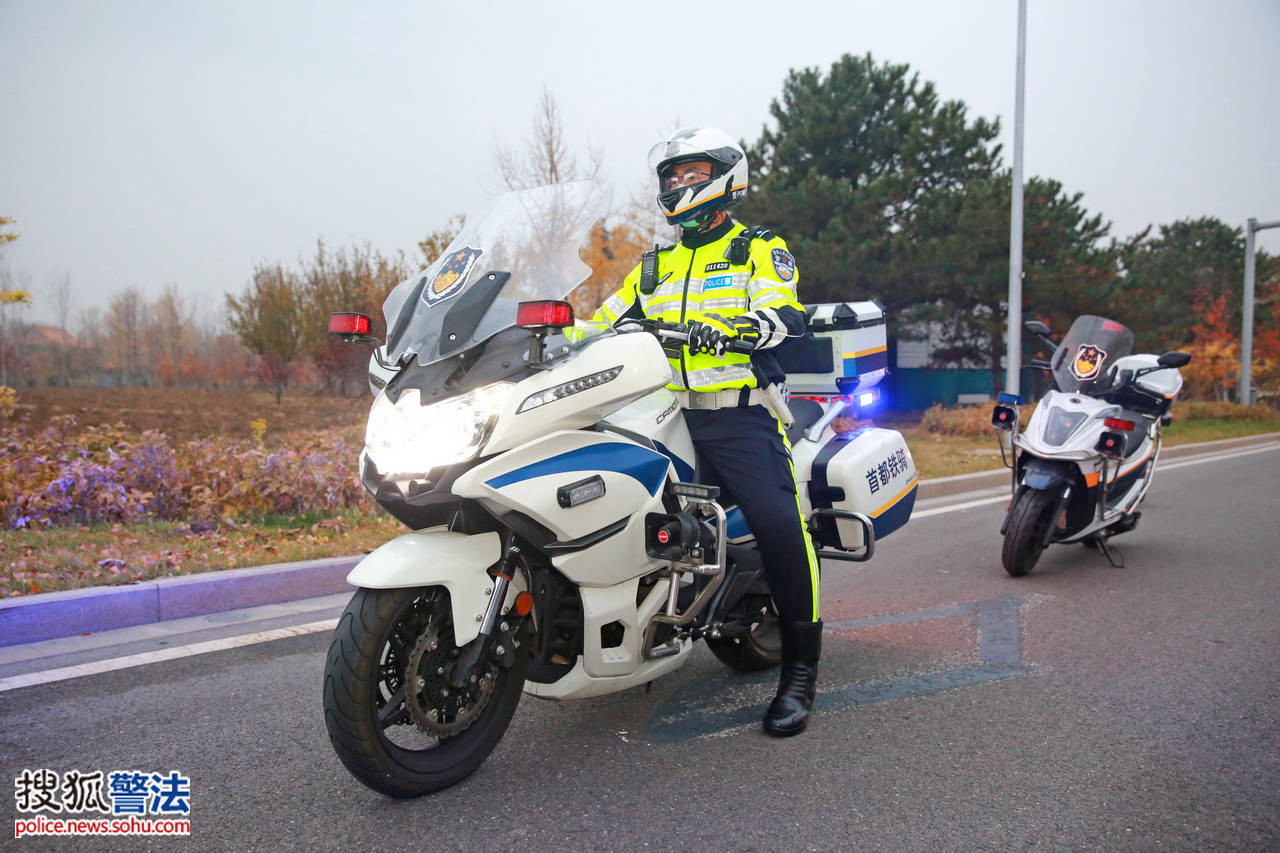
(582, 219), (807, 392)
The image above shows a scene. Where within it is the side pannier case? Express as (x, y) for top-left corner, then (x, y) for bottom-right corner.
(781, 301), (916, 554)
(806, 427), (918, 551)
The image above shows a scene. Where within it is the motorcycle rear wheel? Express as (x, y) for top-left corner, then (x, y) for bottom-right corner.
(1001, 488), (1058, 577)
(705, 596), (782, 671)
(323, 586), (528, 798)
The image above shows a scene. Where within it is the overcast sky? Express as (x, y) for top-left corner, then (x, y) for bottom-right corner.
(2, 0), (1278, 327)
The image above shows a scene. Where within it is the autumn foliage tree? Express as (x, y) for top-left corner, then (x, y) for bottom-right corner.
(303, 241), (412, 395)
(226, 264), (308, 403)
(1179, 291), (1238, 400)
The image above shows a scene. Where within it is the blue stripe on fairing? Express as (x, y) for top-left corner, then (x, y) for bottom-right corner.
(871, 483), (917, 540)
(654, 440), (696, 482)
(726, 506), (752, 539)
(485, 443), (670, 496)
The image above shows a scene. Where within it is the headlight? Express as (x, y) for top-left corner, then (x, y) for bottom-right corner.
(1042, 406), (1088, 446)
(364, 382), (513, 474)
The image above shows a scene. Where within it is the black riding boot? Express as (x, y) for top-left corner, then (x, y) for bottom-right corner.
(763, 620), (822, 737)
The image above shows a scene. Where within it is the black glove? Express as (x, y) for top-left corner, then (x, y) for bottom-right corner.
(686, 318), (736, 356)
(730, 315), (763, 348)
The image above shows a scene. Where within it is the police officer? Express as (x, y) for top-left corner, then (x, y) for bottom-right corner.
(585, 127), (822, 736)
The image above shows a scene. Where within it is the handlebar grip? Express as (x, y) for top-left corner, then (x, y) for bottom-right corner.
(727, 338), (756, 355)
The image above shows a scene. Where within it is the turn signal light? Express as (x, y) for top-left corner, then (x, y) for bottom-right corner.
(516, 300), (575, 328)
(328, 312), (372, 336)
(514, 592), (533, 616)
(1104, 417), (1135, 431)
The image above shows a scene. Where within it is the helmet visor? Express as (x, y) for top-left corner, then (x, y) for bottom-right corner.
(646, 127), (739, 172)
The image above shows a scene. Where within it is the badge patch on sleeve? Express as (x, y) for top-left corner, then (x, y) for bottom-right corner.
(770, 248), (796, 281)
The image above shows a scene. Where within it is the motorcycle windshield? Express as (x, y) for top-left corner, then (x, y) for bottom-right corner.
(1050, 314), (1135, 393)
(380, 180), (608, 367)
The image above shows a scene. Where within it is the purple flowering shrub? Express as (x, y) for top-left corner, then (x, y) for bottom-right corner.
(1, 416), (371, 528)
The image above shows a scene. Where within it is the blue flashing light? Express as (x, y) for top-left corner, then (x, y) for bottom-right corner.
(858, 391), (876, 407)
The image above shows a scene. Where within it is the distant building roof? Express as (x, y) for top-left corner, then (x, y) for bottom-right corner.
(21, 325), (89, 348)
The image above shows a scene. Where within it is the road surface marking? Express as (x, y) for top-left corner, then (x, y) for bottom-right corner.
(0, 619), (337, 693)
(646, 595), (1032, 742)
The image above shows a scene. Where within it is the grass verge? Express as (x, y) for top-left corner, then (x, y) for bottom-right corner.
(3, 510), (401, 597)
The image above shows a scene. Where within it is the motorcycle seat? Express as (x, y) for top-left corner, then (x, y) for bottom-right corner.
(786, 397), (825, 444)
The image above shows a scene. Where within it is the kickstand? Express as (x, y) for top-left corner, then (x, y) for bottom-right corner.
(1097, 538), (1125, 568)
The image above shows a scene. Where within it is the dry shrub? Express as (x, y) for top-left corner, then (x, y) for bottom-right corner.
(921, 403), (999, 437)
(1173, 401), (1277, 421)
(921, 402), (1043, 437)
(1, 416), (371, 529)
(921, 399), (1274, 439)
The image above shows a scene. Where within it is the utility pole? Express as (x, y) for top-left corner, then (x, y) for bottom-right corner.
(1239, 217), (1280, 405)
(1005, 0), (1027, 397)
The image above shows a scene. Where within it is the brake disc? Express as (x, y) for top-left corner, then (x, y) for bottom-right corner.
(402, 610), (496, 738)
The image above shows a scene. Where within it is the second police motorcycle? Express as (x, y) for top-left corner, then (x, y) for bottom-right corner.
(321, 181), (917, 796)
(992, 315), (1191, 576)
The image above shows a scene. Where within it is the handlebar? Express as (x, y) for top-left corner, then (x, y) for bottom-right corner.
(625, 318), (757, 355)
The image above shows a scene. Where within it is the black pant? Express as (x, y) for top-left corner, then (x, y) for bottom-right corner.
(683, 405), (820, 624)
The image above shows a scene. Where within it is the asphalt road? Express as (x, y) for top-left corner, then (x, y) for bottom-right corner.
(2, 440), (1277, 852)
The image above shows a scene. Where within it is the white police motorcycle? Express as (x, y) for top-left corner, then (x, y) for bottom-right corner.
(991, 315), (1190, 576)
(321, 181), (917, 797)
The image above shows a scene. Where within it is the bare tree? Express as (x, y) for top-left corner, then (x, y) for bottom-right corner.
(149, 284), (195, 386)
(49, 272), (75, 386)
(494, 87), (603, 191)
(0, 265), (33, 388)
(104, 288), (147, 385)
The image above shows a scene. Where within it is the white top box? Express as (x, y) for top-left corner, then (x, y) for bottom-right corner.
(776, 301), (889, 396)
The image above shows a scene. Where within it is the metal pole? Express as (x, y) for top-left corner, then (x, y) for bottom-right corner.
(1006, 0), (1027, 397)
(1239, 217), (1280, 405)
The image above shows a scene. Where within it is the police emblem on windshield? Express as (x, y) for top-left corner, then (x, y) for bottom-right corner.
(1070, 344), (1107, 381)
(426, 247), (483, 305)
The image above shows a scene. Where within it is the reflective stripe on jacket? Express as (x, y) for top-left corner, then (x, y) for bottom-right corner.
(585, 220), (804, 392)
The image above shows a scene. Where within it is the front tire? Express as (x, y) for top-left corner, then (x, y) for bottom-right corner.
(323, 586), (529, 798)
(1001, 488), (1058, 577)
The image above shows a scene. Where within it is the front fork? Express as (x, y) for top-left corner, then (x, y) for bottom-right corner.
(449, 538), (524, 688)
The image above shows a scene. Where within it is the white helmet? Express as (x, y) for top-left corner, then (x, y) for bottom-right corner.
(647, 127), (749, 226)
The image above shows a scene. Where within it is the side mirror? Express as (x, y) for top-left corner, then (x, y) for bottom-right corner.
(1157, 351), (1191, 369)
(1024, 320), (1051, 336)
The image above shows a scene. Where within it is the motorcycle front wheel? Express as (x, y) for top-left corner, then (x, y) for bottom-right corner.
(1001, 488), (1058, 577)
(323, 586), (529, 798)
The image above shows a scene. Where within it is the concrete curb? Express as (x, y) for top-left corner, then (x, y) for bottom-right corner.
(0, 555), (359, 647)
